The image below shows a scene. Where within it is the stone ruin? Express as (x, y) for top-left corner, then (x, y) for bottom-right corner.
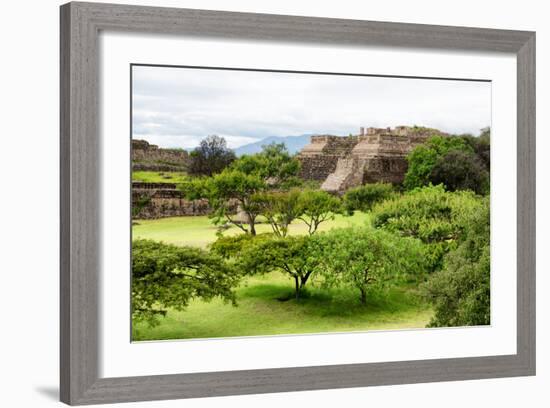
(297, 126), (447, 193)
(132, 139), (189, 172)
(132, 182), (211, 219)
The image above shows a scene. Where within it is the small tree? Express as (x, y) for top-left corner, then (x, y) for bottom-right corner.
(296, 190), (342, 235)
(132, 239), (240, 327)
(239, 235), (325, 300)
(210, 169), (266, 235)
(321, 228), (426, 304)
(256, 189), (302, 237)
(189, 135), (236, 176)
(342, 183), (394, 215)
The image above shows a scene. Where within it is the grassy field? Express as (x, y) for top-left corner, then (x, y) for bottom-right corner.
(131, 212), (433, 341)
(132, 271), (432, 341)
(132, 212), (369, 248)
(132, 170), (188, 184)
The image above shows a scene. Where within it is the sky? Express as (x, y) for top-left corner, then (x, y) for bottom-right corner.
(132, 65), (491, 149)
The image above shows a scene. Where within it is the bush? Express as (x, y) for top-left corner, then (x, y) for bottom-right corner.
(132, 239), (241, 326)
(423, 197), (490, 327)
(342, 183), (394, 215)
(371, 184), (484, 271)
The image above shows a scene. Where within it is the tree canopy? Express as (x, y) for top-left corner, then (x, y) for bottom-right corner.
(132, 239), (241, 326)
(188, 135), (236, 176)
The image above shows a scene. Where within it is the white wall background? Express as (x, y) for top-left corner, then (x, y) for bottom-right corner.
(0, 0), (546, 407)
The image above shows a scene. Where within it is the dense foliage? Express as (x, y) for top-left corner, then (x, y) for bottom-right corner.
(188, 135), (236, 176)
(321, 227), (426, 304)
(372, 184), (484, 271)
(430, 149), (489, 195)
(403, 135), (473, 190)
(132, 239), (241, 326)
(230, 143), (301, 188)
(404, 132), (490, 195)
(423, 197), (490, 327)
(343, 183), (394, 215)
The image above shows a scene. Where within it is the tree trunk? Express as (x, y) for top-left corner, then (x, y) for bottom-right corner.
(294, 276), (300, 300)
(360, 287), (367, 305)
(249, 220), (256, 236)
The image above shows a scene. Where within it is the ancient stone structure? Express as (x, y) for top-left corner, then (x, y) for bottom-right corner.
(132, 182), (210, 219)
(297, 126), (447, 193)
(132, 139), (188, 172)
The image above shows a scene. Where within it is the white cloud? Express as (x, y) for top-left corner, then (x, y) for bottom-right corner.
(132, 65), (491, 149)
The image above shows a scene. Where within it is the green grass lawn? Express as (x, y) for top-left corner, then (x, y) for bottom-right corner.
(132, 170), (188, 184)
(131, 212), (433, 341)
(132, 271), (433, 341)
(132, 212), (369, 248)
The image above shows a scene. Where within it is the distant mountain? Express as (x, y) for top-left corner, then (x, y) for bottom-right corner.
(234, 134), (313, 156)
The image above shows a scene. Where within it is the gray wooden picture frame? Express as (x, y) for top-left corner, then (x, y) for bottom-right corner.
(60, 1), (536, 405)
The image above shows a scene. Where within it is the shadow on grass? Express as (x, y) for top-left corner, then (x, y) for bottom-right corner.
(238, 282), (425, 319)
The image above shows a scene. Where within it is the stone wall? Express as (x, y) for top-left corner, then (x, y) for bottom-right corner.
(132, 139), (188, 172)
(298, 126), (447, 193)
(132, 182), (210, 219)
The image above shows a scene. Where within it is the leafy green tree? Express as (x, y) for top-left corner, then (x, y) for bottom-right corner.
(342, 183), (394, 215)
(321, 227), (426, 304)
(404, 136), (472, 190)
(188, 135), (236, 176)
(372, 184), (484, 271)
(132, 239), (240, 326)
(429, 149), (489, 194)
(184, 169), (265, 235)
(296, 190), (342, 235)
(238, 234), (325, 299)
(255, 189), (302, 237)
(231, 143), (301, 188)
(423, 197), (490, 327)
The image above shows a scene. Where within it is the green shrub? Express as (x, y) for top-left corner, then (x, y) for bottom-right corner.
(342, 183), (394, 215)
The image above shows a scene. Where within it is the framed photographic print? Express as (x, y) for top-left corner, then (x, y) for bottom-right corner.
(60, 2), (535, 405)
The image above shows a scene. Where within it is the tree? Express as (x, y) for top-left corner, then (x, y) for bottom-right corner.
(342, 183), (394, 215)
(132, 239), (240, 326)
(255, 189), (302, 237)
(231, 142), (301, 187)
(193, 169), (266, 235)
(321, 227), (426, 304)
(296, 190), (342, 235)
(239, 234), (325, 300)
(403, 135), (472, 190)
(429, 149), (489, 194)
(188, 135), (236, 176)
(423, 197), (490, 327)
(372, 184), (484, 271)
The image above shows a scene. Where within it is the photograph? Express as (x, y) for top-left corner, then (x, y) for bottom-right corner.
(130, 64), (491, 341)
